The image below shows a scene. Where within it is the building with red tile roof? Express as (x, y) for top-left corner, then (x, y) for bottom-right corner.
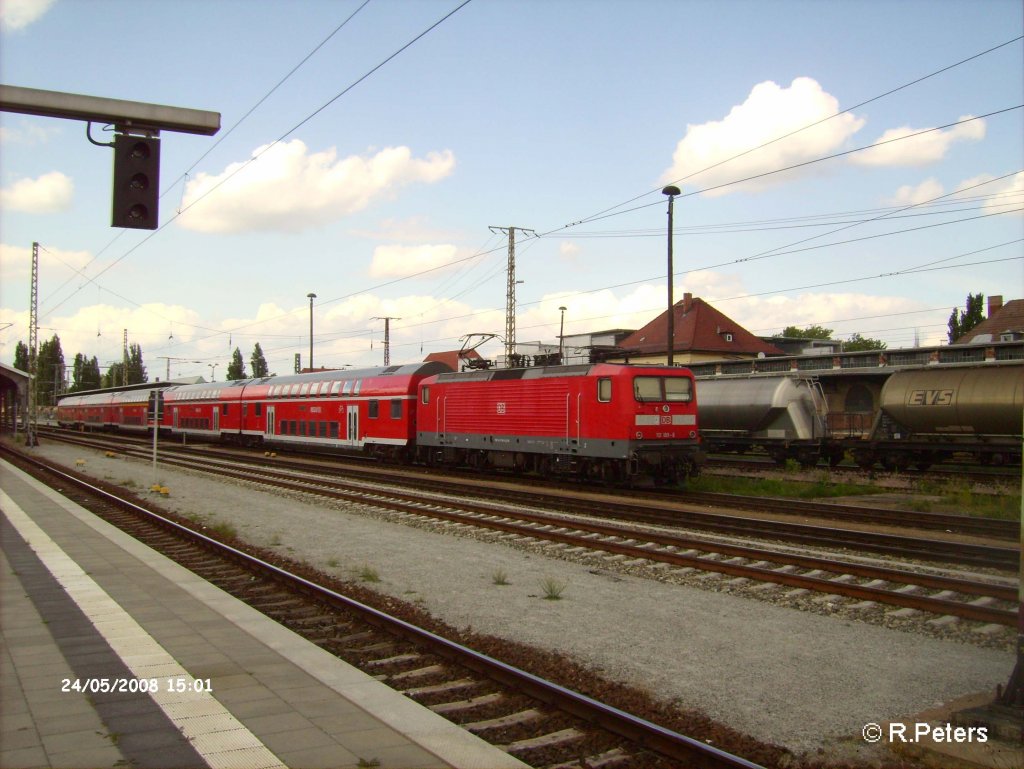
(613, 293), (784, 364)
(954, 295), (1024, 344)
(423, 348), (486, 372)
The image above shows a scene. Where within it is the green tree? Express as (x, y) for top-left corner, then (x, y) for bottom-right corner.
(70, 353), (86, 392)
(102, 344), (147, 388)
(843, 333), (887, 352)
(102, 362), (122, 389)
(774, 324), (834, 339)
(70, 354), (102, 392)
(126, 343), (147, 384)
(37, 334), (66, 406)
(250, 343), (269, 378)
(226, 347), (246, 380)
(947, 292), (985, 343)
(13, 340), (29, 371)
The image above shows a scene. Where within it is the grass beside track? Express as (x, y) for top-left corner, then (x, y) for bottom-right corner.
(691, 469), (1022, 521)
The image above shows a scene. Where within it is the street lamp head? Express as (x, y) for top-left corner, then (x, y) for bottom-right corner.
(662, 185), (681, 197)
(307, 292), (317, 300)
(559, 306), (567, 312)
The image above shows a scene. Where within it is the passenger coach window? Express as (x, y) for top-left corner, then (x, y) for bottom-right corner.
(390, 399), (402, 419)
(368, 399), (379, 419)
(597, 378), (612, 402)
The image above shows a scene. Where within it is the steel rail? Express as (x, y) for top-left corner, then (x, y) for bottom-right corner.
(41, 427), (1016, 542)
(76, 446), (1017, 627)
(40, 429), (1016, 569)
(3, 447), (765, 769)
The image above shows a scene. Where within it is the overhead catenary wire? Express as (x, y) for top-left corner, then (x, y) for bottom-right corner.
(34, 0), (475, 325)
(557, 34), (1023, 229)
(14, 28), (1020, 369)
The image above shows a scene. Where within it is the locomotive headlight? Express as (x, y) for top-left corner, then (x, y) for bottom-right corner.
(662, 405), (670, 413)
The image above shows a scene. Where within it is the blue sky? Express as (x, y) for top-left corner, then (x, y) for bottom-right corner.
(2, 0), (1022, 380)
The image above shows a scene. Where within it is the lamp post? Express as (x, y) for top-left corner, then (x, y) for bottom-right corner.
(558, 306), (567, 363)
(662, 185), (681, 366)
(307, 292), (317, 371)
(208, 363), (217, 382)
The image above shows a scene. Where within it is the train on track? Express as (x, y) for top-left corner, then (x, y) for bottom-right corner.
(696, 363), (1023, 470)
(56, 362), (704, 484)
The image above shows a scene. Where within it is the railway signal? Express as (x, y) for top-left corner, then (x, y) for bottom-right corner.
(0, 85), (220, 230)
(112, 134), (161, 229)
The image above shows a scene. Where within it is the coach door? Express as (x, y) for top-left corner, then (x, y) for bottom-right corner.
(345, 404), (361, 448)
(265, 406), (276, 437)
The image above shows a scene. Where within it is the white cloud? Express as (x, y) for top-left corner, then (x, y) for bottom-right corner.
(4, 275), (946, 376)
(350, 216), (461, 243)
(955, 171), (1024, 215)
(177, 140), (456, 234)
(851, 117), (985, 167)
(0, 171), (73, 213)
(886, 177), (944, 206)
(0, 242), (90, 280)
(0, 0), (56, 31)
(661, 77), (865, 196)
(0, 121), (61, 145)
(559, 241), (580, 257)
(369, 244), (460, 278)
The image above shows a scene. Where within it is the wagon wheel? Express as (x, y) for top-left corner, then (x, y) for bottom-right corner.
(852, 449), (876, 470)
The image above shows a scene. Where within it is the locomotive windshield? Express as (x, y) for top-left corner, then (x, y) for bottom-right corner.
(633, 376), (692, 403)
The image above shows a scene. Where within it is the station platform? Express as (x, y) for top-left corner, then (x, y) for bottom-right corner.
(0, 459), (528, 769)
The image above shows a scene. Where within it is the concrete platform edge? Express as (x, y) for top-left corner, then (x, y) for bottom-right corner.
(2, 458), (529, 769)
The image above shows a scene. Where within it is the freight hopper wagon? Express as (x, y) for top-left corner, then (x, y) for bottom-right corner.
(850, 365), (1024, 470)
(695, 376), (831, 467)
(416, 363), (704, 484)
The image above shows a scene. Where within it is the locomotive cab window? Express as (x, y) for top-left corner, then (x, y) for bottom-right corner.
(634, 376), (692, 403)
(421, 386), (430, 405)
(597, 378), (612, 402)
(664, 377), (692, 402)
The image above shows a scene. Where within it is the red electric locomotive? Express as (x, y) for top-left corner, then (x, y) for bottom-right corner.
(415, 363), (704, 483)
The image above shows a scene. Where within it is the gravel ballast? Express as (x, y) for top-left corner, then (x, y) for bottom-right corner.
(17, 441), (1016, 761)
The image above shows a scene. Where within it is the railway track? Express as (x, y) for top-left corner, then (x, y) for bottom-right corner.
(39, 427), (1019, 547)
(2, 445), (774, 769)
(29, 433), (1020, 629)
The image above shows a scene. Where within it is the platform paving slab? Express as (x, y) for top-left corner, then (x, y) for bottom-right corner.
(1, 460), (528, 769)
